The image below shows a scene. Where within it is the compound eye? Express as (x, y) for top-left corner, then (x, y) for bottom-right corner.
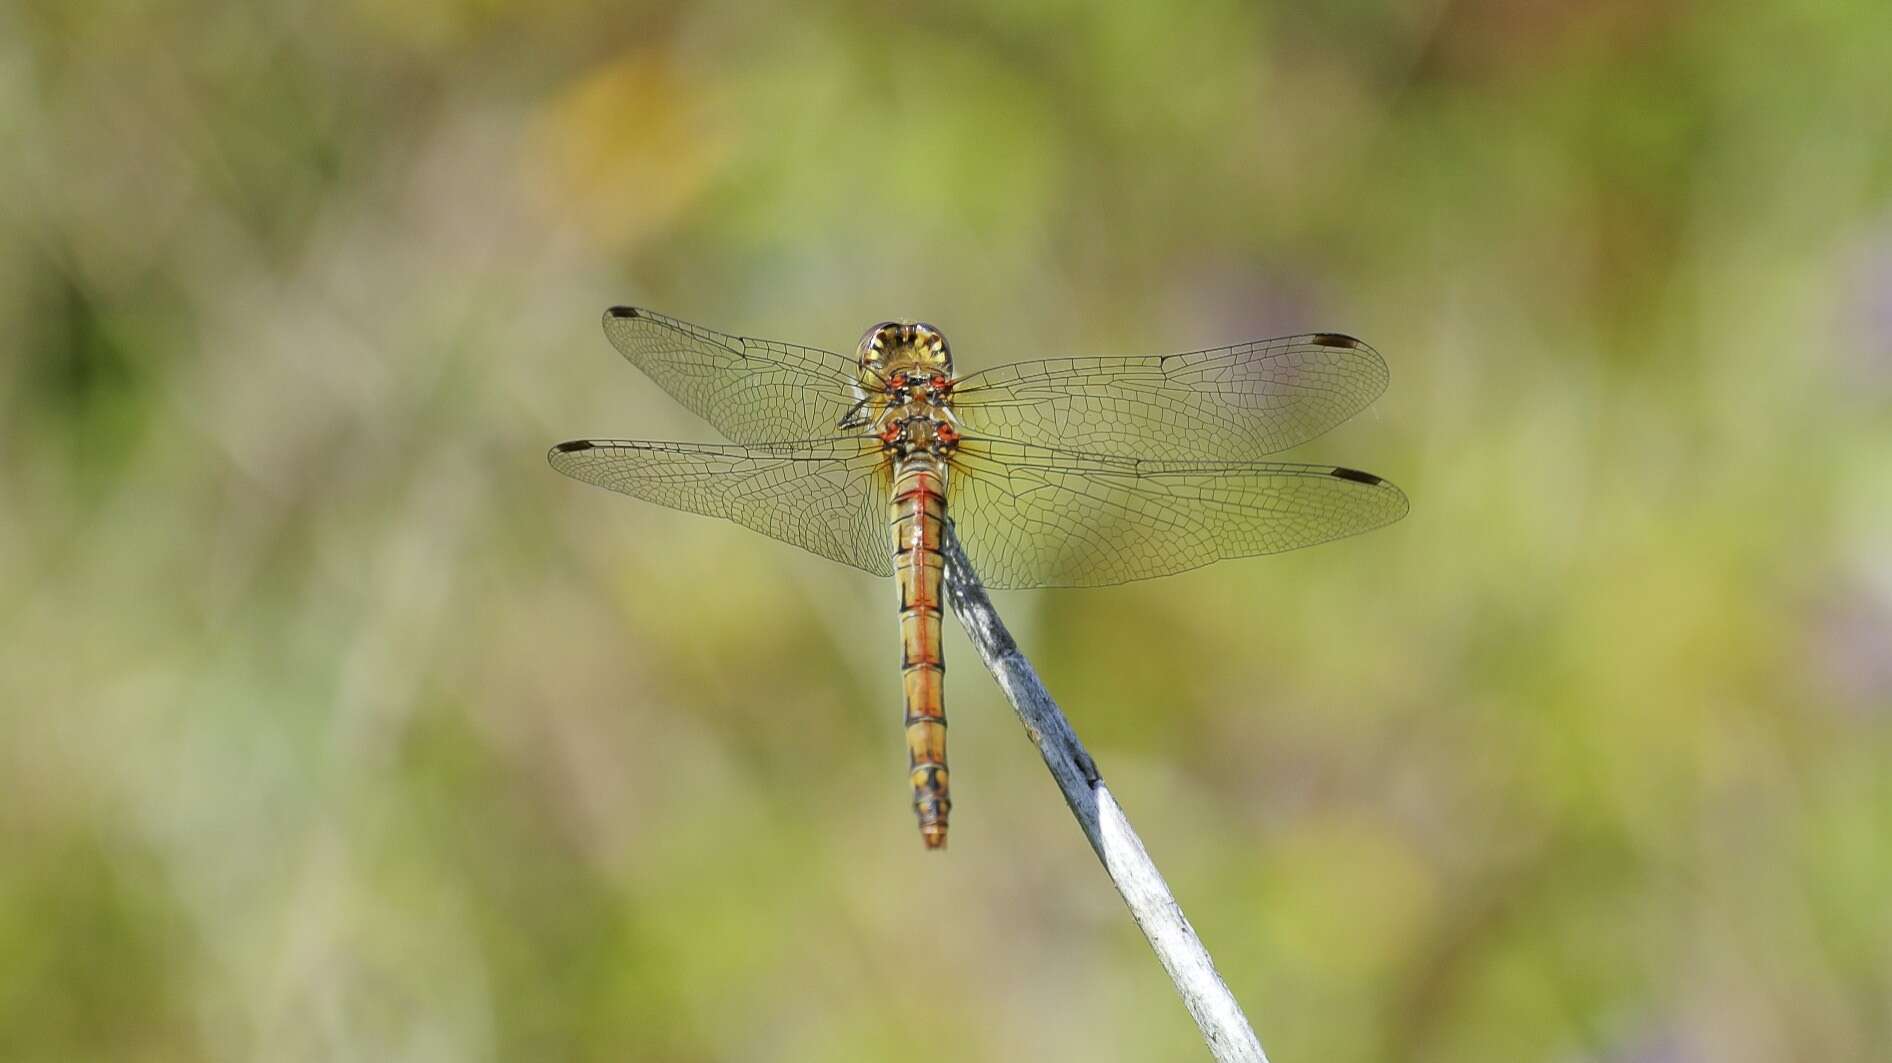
(858, 321), (903, 356)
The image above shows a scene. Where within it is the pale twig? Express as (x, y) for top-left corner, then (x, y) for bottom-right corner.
(940, 522), (1269, 1063)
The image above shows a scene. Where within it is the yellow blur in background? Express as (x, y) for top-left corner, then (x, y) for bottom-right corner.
(3, 3), (1888, 1061)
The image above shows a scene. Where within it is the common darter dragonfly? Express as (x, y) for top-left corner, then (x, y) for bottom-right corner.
(551, 307), (1406, 848)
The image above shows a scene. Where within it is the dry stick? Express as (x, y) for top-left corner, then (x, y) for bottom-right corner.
(940, 522), (1269, 1063)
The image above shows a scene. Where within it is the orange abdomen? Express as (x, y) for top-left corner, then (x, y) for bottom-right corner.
(890, 456), (950, 849)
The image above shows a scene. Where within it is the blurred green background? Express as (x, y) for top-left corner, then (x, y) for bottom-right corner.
(3, 2), (1889, 1061)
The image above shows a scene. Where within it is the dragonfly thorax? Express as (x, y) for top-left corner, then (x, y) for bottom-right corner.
(877, 411), (959, 459)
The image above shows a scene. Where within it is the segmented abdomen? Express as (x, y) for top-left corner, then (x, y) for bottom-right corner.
(890, 455), (950, 849)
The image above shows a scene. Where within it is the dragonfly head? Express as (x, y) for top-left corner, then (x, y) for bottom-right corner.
(857, 320), (953, 385)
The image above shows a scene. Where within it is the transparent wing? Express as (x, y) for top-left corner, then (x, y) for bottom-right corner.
(549, 437), (892, 576)
(945, 437), (1407, 588)
(949, 333), (1388, 462)
(601, 307), (865, 443)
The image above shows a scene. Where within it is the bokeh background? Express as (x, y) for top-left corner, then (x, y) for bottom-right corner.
(3, 2), (1889, 1061)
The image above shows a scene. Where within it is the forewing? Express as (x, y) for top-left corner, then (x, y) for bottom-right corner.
(549, 437), (892, 576)
(945, 439), (1407, 588)
(949, 333), (1388, 462)
(601, 307), (864, 442)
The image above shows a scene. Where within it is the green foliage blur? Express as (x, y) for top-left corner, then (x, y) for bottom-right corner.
(3, 2), (1888, 1060)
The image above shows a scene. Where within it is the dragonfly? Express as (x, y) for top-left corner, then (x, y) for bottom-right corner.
(550, 307), (1407, 849)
